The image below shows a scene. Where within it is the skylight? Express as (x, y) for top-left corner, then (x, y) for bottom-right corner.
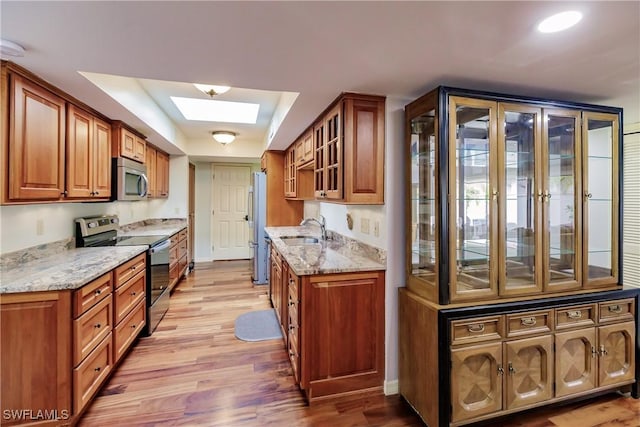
(170, 96), (260, 123)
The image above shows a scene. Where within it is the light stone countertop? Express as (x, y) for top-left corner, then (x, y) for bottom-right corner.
(265, 226), (385, 276)
(0, 246), (147, 294)
(118, 220), (186, 238)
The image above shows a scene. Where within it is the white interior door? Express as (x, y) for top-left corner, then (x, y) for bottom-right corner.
(211, 165), (251, 260)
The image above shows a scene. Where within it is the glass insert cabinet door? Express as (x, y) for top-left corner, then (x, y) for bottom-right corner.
(498, 104), (543, 296)
(582, 112), (619, 287)
(542, 109), (582, 292)
(408, 106), (438, 301)
(449, 97), (498, 301)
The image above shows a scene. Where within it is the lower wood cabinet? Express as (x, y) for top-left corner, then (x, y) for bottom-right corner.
(0, 255), (147, 425)
(268, 246), (385, 402)
(168, 228), (188, 292)
(400, 288), (639, 427)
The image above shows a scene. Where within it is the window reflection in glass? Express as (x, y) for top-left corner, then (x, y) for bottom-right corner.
(410, 111), (437, 286)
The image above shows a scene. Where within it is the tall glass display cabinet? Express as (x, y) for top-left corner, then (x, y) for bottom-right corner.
(400, 87), (638, 427)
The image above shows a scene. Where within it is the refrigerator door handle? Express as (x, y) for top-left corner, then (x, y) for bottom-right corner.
(249, 240), (257, 248)
(247, 185), (254, 224)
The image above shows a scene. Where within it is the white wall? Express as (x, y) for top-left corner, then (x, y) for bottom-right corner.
(193, 161), (261, 262)
(1, 201), (151, 254)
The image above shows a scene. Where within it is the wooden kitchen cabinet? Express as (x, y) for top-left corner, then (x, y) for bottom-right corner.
(296, 129), (314, 166)
(146, 145), (157, 197)
(4, 72), (66, 202)
(66, 104), (112, 199)
(1, 291), (72, 425)
(112, 121), (146, 164)
(168, 228), (188, 292)
(155, 149), (170, 198)
(284, 145), (296, 198)
(310, 93), (385, 204)
(287, 268), (301, 384)
(261, 151), (304, 226)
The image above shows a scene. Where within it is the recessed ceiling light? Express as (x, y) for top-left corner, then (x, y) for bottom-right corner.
(537, 11), (582, 33)
(170, 96), (259, 123)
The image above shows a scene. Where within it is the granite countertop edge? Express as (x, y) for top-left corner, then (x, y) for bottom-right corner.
(0, 246), (148, 295)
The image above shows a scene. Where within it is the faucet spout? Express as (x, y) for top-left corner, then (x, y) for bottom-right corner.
(300, 215), (327, 240)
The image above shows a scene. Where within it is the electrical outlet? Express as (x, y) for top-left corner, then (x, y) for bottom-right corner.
(361, 218), (370, 234)
(36, 219), (44, 236)
(373, 220), (380, 237)
(174, 207), (180, 215)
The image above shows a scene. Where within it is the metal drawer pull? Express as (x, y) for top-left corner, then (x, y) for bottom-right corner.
(608, 305), (622, 313)
(94, 289), (102, 295)
(567, 310), (583, 319)
(497, 365), (504, 376)
(591, 346), (598, 358)
(94, 367), (101, 372)
(508, 362), (516, 375)
(94, 323), (101, 329)
(521, 317), (537, 326)
(599, 345), (608, 356)
(467, 324), (485, 333)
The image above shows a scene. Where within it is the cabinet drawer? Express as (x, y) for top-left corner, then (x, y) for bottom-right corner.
(556, 304), (597, 330)
(179, 229), (187, 242)
(73, 332), (113, 413)
(288, 326), (300, 384)
(74, 295), (112, 366)
(114, 299), (145, 363)
(179, 254), (187, 274)
(288, 274), (299, 303)
(114, 254), (146, 289)
(74, 272), (112, 317)
(451, 315), (504, 345)
(599, 299), (635, 323)
(179, 239), (187, 255)
(506, 310), (553, 338)
(169, 245), (178, 265)
(288, 301), (299, 328)
(169, 262), (179, 282)
(114, 269), (145, 324)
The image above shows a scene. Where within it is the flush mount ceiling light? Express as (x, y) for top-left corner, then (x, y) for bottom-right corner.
(212, 131), (236, 145)
(194, 83), (231, 98)
(537, 11), (582, 33)
(0, 39), (25, 57)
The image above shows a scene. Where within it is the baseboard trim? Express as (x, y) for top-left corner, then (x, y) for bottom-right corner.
(384, 379), (399, 395)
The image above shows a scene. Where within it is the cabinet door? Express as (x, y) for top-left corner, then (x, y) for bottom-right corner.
(66, 105), (93, 198)
(324, 103), (343, 200)
(448, 97), (499, 301)
(313, 120), (325, 198)
(542, 109), (582, 292)
(156, 151), (169, 197)
(9, 74), (66, 200)
(120, 128), (136, 160)
(451, 342), (503, 422)
(555, 327), (596, 397)
(147, 146), (157, 198)
(134, 137), (146, 163)
(582, 112), (619, 288)
(498, 104), (543, 297)
(284, 146), (296, 197)
(505, 335), (553, 409)
(597, 321), (635, 387)
(93, 118), (111, 198)
(407, 103), (439, 301)
(301, 129), (314, 164)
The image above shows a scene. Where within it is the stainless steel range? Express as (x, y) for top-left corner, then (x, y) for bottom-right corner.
(75, 215), (171, 336)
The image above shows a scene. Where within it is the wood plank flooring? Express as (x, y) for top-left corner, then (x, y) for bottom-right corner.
(80, 260), (640, 426)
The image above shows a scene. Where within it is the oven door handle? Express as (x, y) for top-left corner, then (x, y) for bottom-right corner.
(151, 239), (171, 253)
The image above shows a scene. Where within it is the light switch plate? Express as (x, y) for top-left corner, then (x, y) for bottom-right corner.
(361, 218), (370, 234)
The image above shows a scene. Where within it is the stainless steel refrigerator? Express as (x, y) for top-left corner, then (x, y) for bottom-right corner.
(248, 171), (268, 284)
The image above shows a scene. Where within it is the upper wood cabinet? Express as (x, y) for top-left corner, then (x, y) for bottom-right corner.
(112, 121), (146, 164)
(287, 93), (385, 204)
(146, 145), (157, 198)
(284, 145), (296, 198)
(406, 86), (622, 305)
(155, 149), (169, 198)
(66, 104), (111, 199)
(5, 73), (66, 201)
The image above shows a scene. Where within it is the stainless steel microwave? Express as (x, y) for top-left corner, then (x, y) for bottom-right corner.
(113, 157), (148, 201)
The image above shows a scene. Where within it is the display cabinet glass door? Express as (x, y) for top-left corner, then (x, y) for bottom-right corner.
(582, 112), (619, 287)
(498, 104), (543, 296)
(543, 109), (581, 292)
(449, 97), (498, 301)
(409, 108), (438, 299)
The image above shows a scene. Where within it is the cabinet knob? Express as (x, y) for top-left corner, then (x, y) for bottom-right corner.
(61, 191), (68, 196)
(508, 363), (516, 375)
(599, 345), (608, 356)
(94, 367), (101, 372)
(591, 346), (598, 358)
(497, 365), (504, 376)
(585, 192), (592, 200)
(95, 191), (100, 196)
(130, 266), (137, 271)
(90, 191), (95, 196)
(289, 350), (296, 357)
(491, 190), (499, 201)
(289, 325), (295, 331)
(131, 324), (137, 329)
(131, 291), (136, 296)
(94, 323), (101, 329)
(95, 289), (102, 295)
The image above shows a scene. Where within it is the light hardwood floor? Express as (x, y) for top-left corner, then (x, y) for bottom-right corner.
(80, 260), (640, 426)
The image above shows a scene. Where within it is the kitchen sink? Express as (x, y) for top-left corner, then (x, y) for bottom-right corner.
(280, 236), (320, 245)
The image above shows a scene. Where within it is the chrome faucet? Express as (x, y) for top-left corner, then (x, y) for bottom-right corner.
(300, 215), (327, 241)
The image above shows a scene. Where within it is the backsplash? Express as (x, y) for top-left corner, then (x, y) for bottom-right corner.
(327, 230), (387, 265)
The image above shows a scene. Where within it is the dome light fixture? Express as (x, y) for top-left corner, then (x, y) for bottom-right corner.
(537, 11), (583, 33)
(0, 39), (25, 58)
(212, 131), (236, 145)
(194, 83), (231, 98)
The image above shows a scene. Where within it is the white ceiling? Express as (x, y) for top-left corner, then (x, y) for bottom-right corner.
(2, 1), (639, 158)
